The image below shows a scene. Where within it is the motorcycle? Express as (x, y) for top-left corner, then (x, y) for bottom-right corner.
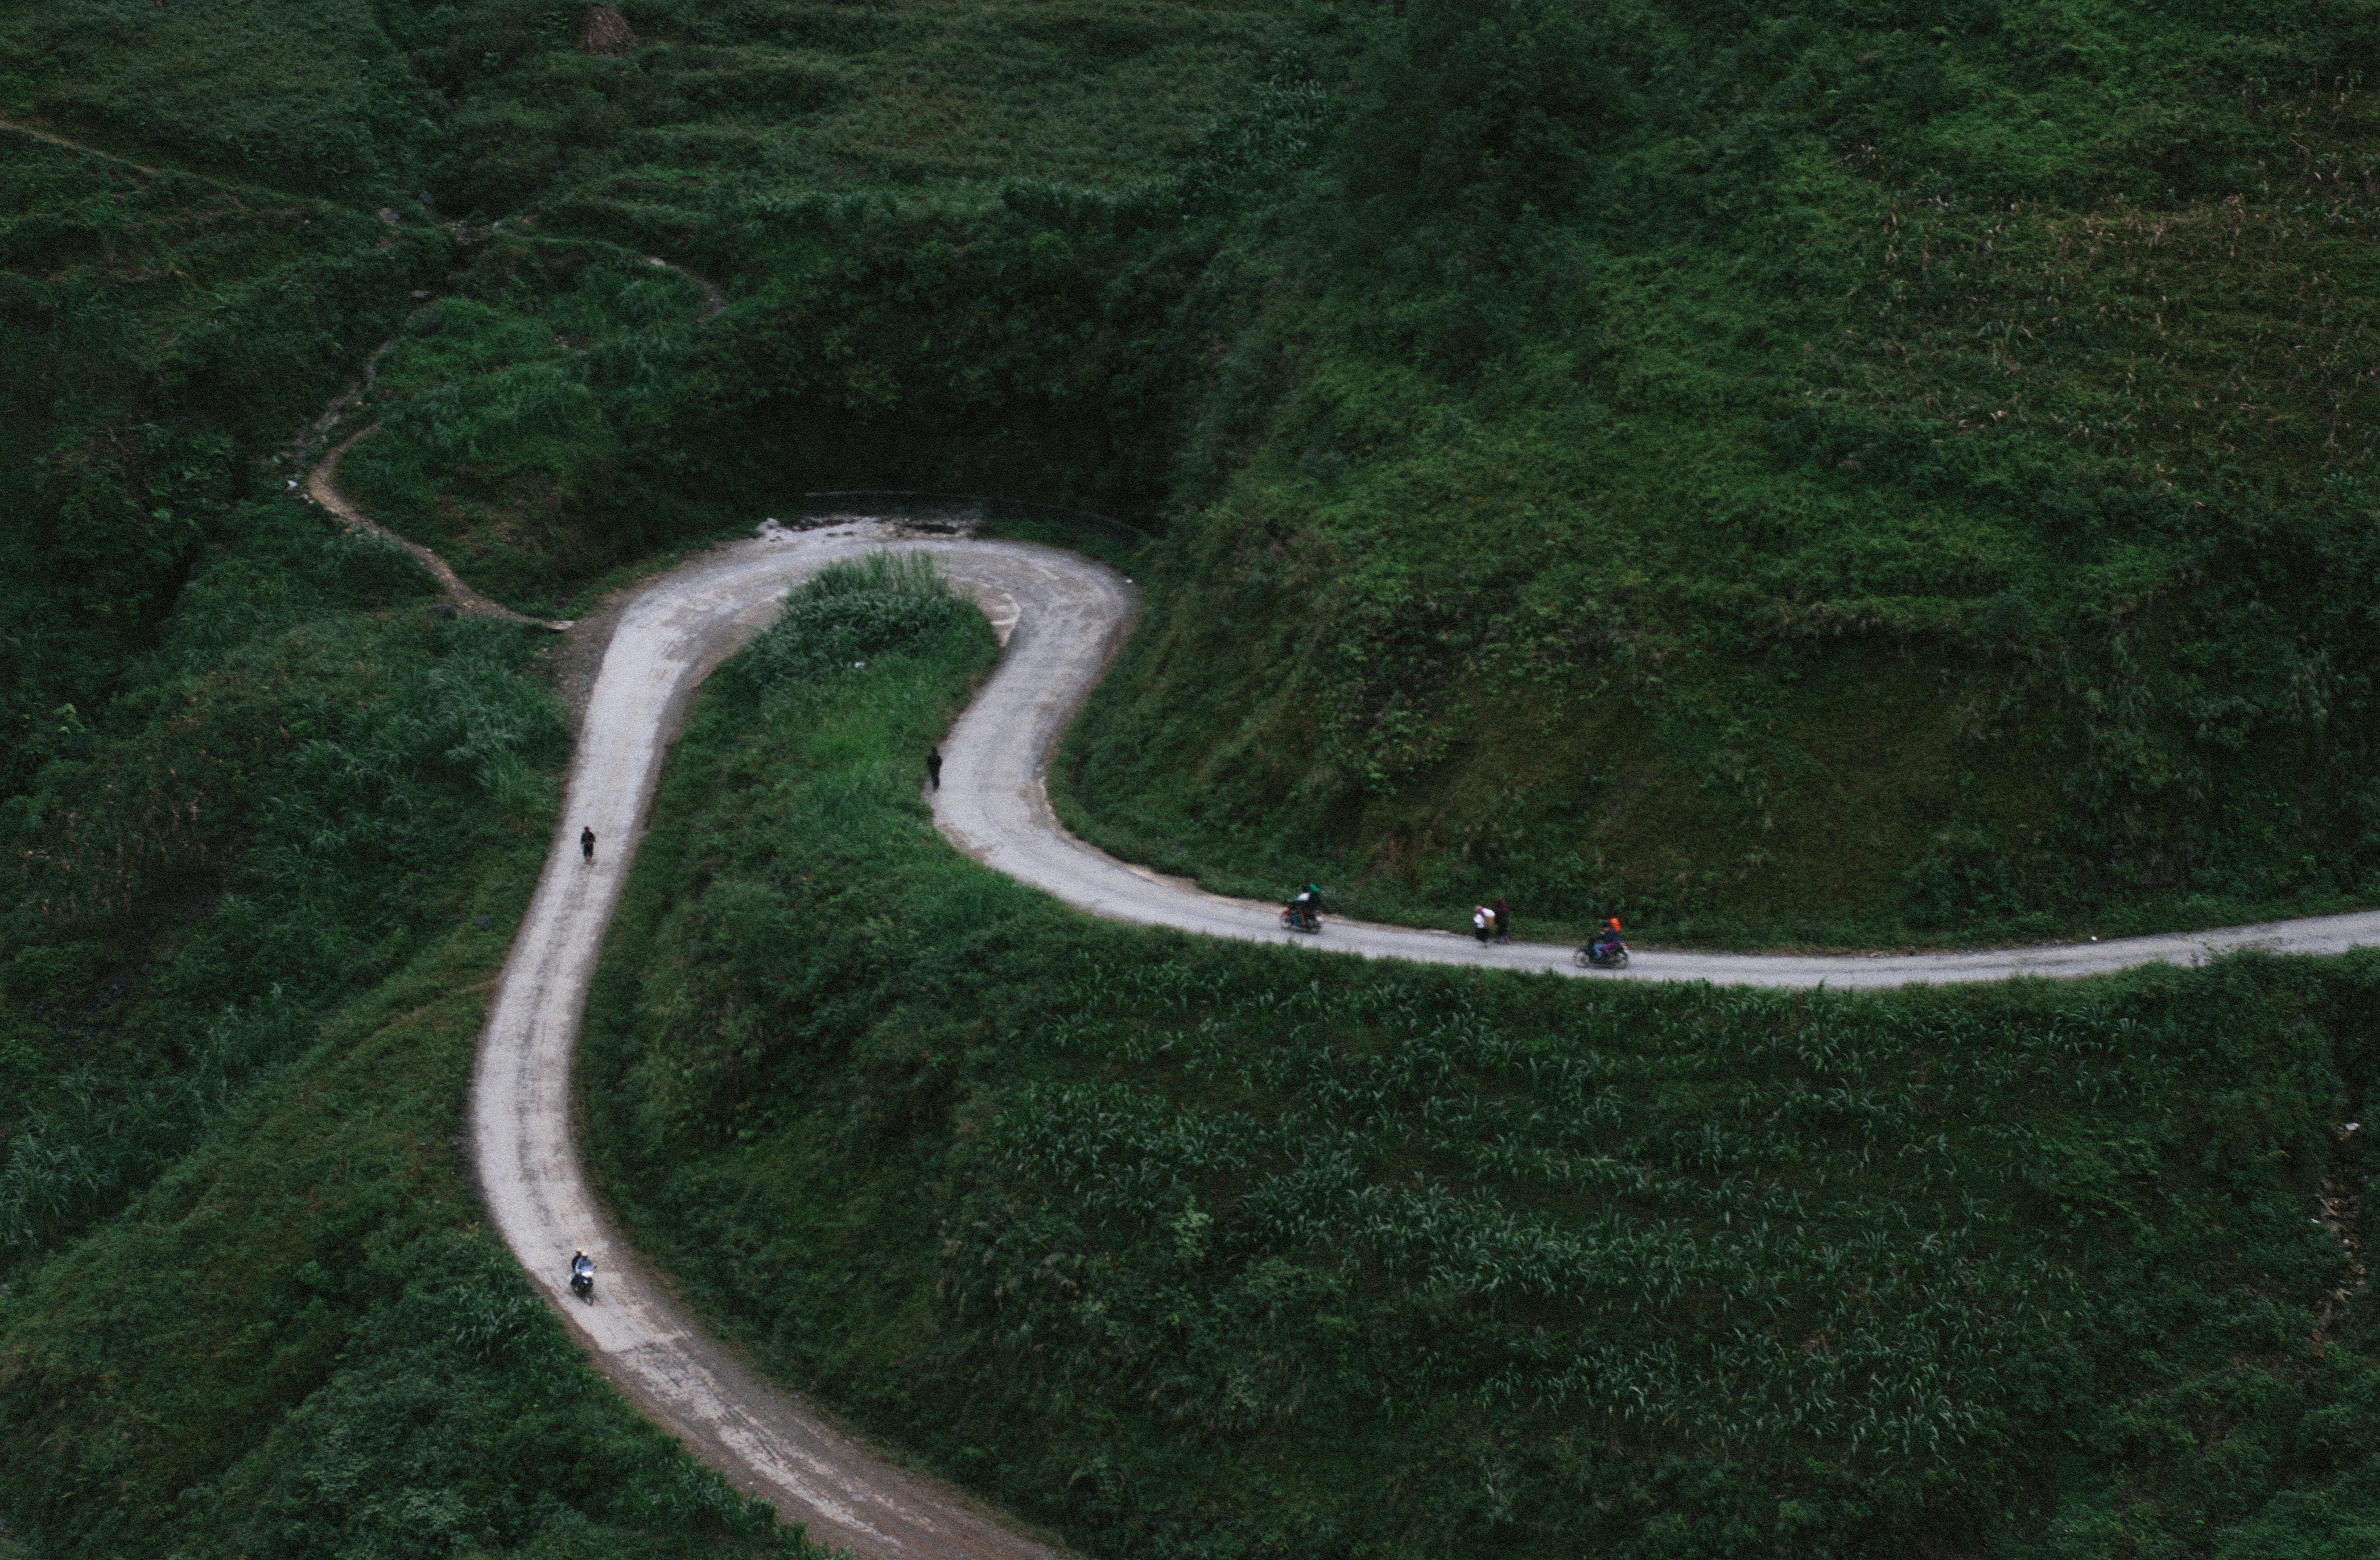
(570, 1264), (595, 1302)
(1574, 939), (1630, 971)
(1280, 903), (1321, 934)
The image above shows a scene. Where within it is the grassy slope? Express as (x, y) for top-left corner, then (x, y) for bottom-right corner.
(307, 0), (1295, 610)
(1052, 0), (2380, 949)
(331, 232), (725, 618)
(1, 828), (802, 1560)
(0, 496), (824, 1558)
(17, 0), (2380, 1553)
(329, 0), (2380, 953)
(481, 0), (1292, 200)
(0, 123), (447, 798)
(586, 571), (2380, 1558)
(0, 0), (435, 201)
(0, 3), (839, 1528)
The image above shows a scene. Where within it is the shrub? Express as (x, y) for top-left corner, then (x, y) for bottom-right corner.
(738, 552), (971, 687)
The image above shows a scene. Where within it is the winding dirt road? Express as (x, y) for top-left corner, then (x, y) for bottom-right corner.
(466, 519), (2380, 1558)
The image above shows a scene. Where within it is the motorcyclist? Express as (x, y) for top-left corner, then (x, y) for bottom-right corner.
(570, 1249), (595, 1297)
(1289, 883), (1323, 931)
(1591, 917), (1626, 959)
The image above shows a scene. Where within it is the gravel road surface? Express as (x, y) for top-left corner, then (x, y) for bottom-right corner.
(473, 520), (2380, 1559)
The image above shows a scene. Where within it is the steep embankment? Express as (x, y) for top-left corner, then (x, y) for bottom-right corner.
(1053, 0), (2380, 950)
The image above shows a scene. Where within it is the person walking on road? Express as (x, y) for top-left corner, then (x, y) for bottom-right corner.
(1472, 905), (1493, 944)
(580, 826), (596, 864)
(1492, 897), (1511, 944)
(926, 746), (943, 791)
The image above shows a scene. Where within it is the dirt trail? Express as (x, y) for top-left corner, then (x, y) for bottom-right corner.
(307, 430), (571, 630)
(0, 117), (160, 174)
(290, 251), (720, 634)
(5, 114), (721, 637)
(648, 253), (725, 319)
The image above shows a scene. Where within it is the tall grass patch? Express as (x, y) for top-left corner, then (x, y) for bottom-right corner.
(333, 234), (720, 617)
(740, 552), (973, 687)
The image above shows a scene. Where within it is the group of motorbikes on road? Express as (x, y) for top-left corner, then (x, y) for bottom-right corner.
(1281, 887), (1630, 969)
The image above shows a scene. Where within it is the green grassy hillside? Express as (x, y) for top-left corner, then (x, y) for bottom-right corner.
(218, 0), (1300, 613)
(0, 497), (815, 1560)
(0, 0), (439, 199)
(14, 0), (2380, 1553)
(0, 127), (446, 800)
(331, 232), (724, 618)
(585, 556), (2380, 1558)
(0, 838), (802, 1560)
(208, 0), (2380, 950)
(0, 2), (1300, 1553)
(1053, 0), (2380, 948)
(418, 0), (1292, 213)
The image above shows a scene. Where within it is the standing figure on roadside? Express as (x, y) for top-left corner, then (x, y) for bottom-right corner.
(580, 826), (597, 864)
(1472, 905), (1493, 944)
(1492, 897), (1511, 944)
(926, 746), (943, 791)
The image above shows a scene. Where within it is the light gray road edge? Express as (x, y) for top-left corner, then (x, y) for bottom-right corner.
(475, 522), (2380, 1559)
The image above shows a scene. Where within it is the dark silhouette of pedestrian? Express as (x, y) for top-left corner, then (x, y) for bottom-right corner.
(580, 826), (596, 863)
(926, 746), (943, 791)
(1493, 897), (1511, 944)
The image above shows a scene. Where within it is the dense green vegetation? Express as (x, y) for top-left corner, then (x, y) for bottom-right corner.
(136, 0), (2380, 948)
(1, 0), (1293, 777)
(417, 0), (1290, 211)
(1052, 0), (2380, 946)
(0, 126), (446, 802)
(14, 0), (2380, 1553)
(588, 562), (2380, 1557)
(332, 231), (724, 617)
(3, 502), (526, 1262)
(0, 843), (801, 1560)
(0, 498), (814, 1558)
